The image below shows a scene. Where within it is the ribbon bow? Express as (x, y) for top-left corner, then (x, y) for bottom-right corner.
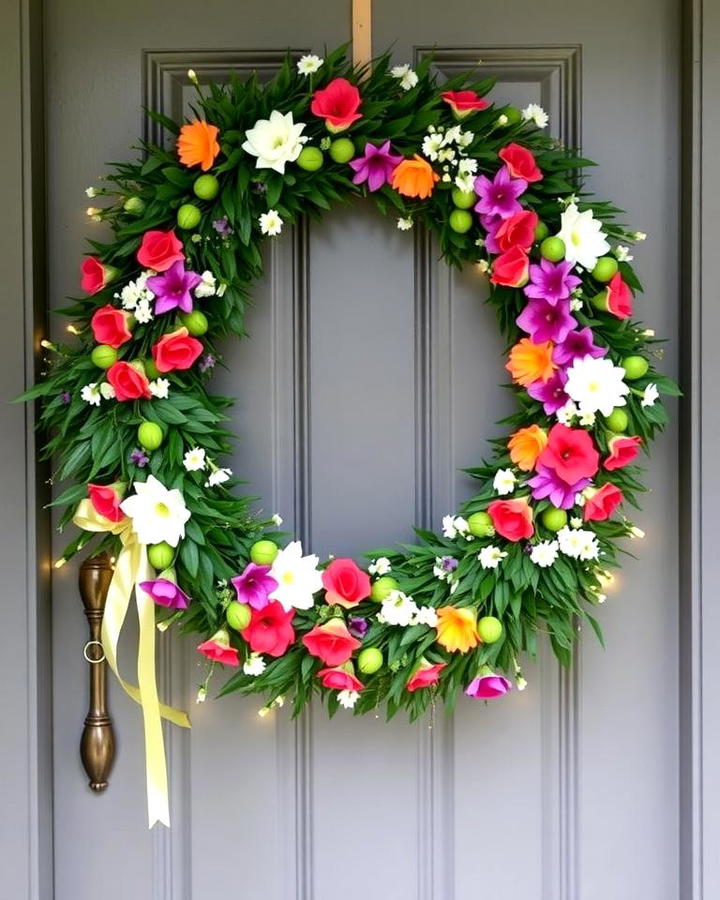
(73, 499), (190, 827)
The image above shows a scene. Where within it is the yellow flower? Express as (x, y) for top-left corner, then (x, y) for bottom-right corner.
(435, 606), (480, 654)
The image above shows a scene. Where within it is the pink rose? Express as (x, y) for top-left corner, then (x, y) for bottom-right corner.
(498, 143), (543, 183)
(316, 664), (364, 693)
(106, 361), (152, 401)
(136, 229), (184, 272)
(494, 210), (539, 253)
(583, 483), (624, 522)
(152, 327), (203, 373)
(197, 630), (239, 667)
(88, 482), (125, 522)
(487, 498), (534, 542)
(490, 246), (530, 287)
(604, 435), (642, 471)
(465, 669), (512, 699)
(592, 272), (633, 319)
(241, 601), (295, 657)
(310, 78), (362, 132)
(90, 304), (132, 349)
(302, 618), (361, 666)
(80, 256), (117, 294)
(406, 661), (446, 692)
(440, 90), (489, 118)
(322, 557), (371, 609)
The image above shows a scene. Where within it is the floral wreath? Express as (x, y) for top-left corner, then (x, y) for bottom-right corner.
(26, 44), (677, 822)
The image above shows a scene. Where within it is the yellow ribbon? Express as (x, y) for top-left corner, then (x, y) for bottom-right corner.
(74, 499), (191, 828)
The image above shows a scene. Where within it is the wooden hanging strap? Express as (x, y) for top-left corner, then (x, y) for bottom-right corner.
(352, 0), (372, 68)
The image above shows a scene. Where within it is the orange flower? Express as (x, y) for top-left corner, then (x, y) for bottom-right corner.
(508, 424), (548, 471)
(436, 606), (479, 654)
(506, 338), (556, 387)
(391, 154), (440, 199)
(176, 120), (220, 171)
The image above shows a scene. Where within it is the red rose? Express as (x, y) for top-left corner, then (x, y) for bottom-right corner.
(302, 617), (360, 666)
(88, 482), (125, 522)
(494, 210), (539, 253)
(498, 143), (543, 183)
(490, 245), (530, 287)
(316, 664), (364, 693)
(440, 90), (489, 118)
(80, 256), (117, 294)
(152, 327), (203, 373)
(136, 229), (184, 272)
(310, 78), (362, 132)
(90, 304), (132, 349)
(583, 483), (624, 522)
(406, 661), (446, 692)
(321, 557), (371, 609)
(604, 435), (642, 471)
(592, 272), (633, 319)
(538, 424), (600, 484)
(241, 601), (295, 657)
(197, 630), (239, 667)
(487, 498), (534, 542)
(106, 361), (152, 401)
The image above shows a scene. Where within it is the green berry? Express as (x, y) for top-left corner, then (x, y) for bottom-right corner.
(143, 359), (160, 380)
(179, 310), (209, 336)
(226, 602), (252, 631)
(541, 507), (568, 532)
(329, 138), (355, 164)
(502, 106), (523, 126)
(296, 146), (325, 172)
(477, 616), (503, 644)
(177, 203), (202, 230)
(540, 236), (566, 262)
(138, 421), (163, 451)
(606, 408), (629, 432)
(250, 540), (278, 566)
(91, 344), (118, 369)
(448, 209), (473, 234)
(622, 355), (649, 380)
(451, 188), (476, 209)
(467, 511), (494, 537)
(358, 647), (384, 675)
(534, 221), (549, 242)
(370, 576), (399, 603)
(148, 542), (174, 570)
(193, 174), (220, 200)
(591, 256), (619, 283)
(123, 196), (145, 216)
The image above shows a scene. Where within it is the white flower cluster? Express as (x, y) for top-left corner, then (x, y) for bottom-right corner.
(377, 590), (437, 627)
(337, 689), (360, 709)
(521, 103), (549, 129)
(195, 270), (217, 298)
(557, 525), (599, 561)
(80, 381), (115, 406)
(243, 652), (267, 676)
(530, 540), (559, 568)
(390, 64), (418, 91)
(442, 514), (469, 539)
(493, 468), (517, 495)
(115, 271), (155, 323)
(368, 557), (392, 576)
(420, 124), (478, 192)
(478, 546), (507, 569)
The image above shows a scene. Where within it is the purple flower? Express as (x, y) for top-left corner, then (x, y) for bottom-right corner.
(139, 578), (189, 609)
(147, 261), (202, 315)
(348, 616), (369, 639)
(526, 370), (569, 415)
(230, 562), (278, 611)
(349, 140), (403, 192)
(465, 672), (512, 699)
(440, 556), (458, 573)
(129, 448), (150, 468)
(528, 464), (591, 509)
(198, 354), (216, 373)
(212, 216), (233, 235)
(474, 166), (527, 219)
(552, 327), (608, 366)
(60, 391), (71, 404)
(524, 259), (581, 306)
(516, 298), (577, 344)
(480, 213), (503, 253)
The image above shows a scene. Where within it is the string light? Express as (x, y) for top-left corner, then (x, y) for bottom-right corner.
(629, 526), (646, 540)
(54, 557), (67, 569)
(257, 706), (270, 718)
(596, 570), (615, 590)
(40, 339), (55, 350)
(66, 324), (82, 335)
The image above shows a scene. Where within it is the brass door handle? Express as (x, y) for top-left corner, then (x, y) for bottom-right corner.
(78, 553), (115, 792)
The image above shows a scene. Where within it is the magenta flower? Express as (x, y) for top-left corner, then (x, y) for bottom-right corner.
(517, 298), (577, 344)
(230, 562), (278, 611)
(465, 671), (512, 699)
(552, 327), (608, 366)
(528, 464), (591, 509)
(474, 166), (527, 219)
(527, 369), (569, 415)
(139, 577), (189, 609)
(349, 140), (403, 192)
(348, 616), (369, 639)
(524, 259), (581, 306)
(147, 260), (202, 315)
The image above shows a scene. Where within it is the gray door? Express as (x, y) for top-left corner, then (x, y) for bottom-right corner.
(42, 1), (680, 898)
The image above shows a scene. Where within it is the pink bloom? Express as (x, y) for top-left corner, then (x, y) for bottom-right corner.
(528, 464), (591, 509)
(465, 671), (512, 699)
(106, 361), (152, 401)
(552, 327), (607, 366)
(349, 140), (402, 191)
(302, 617), (361, 666)
(197, 629), (239, 666)
(517, 298), (577, 344)
(593, 272), (634, 319)
(441, 90), (489, 118)
(488, 498), (534, 542)
(241, 601), (295, 657)
(322, 557), (371, 609)
(231, 562), (278, 610)
(147, 261), (202, 315)
(498, 143), (543, 183)
(81, 257), (117, 294)
(311, 78), (362, 132)
(474, 166), (527, 219)
(527, 369), (569, 415)
(490, 246), (530, 287)
(316, 664), (364, 693)
(136, 229), (184, 272)
(90, 304), (132, 349)
(406, 661), (446, 692)
(583, 483), (624, 522)
(524, 259), (581, 306)
(88, 482), (125, 522)
(139, 577), (189, 609)
(152, 327), (203, 373)
(537, 424), (600, 485)
(604, 435), (642, 471)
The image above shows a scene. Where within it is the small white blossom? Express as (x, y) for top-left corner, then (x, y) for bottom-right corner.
(437, 146), (457, 164)
(458, 157), (478, 176)
(579, 410), (596, 427)
(149, 378), (170, 399)
(496, 114), (509, 127)
(183, 447), (207, 472)
(442, 515), (468, 539)
(422, 132), (444, 161)
(368, 557), (392, 576)
(411, 605), (439, 627)
(558, 525), (599, 560)
(615, 244), (634, 262)
(243, 653), (267, 676)
(456, 130), (474, 150)
(476, 259), (490, 274)
(297, 54), (323, 76)
(337, 689), (360, 709)
(85, 186), (97, 198)
(195, 270), (217, 298)
(570, 297), (584, 312)
(556, 400), (579, 424)
(522, 103), (549, 128)
(81, 383), (101, 406)
(530, 540), (560, 568)
(478, 546), (508, 570)
(493, 468), (516, 496)
(633, 231), (647, 241)
(641, 383), (659, 408)
(454, 172), (476, 193)
(99, 382), (115, 400)
(271, 513), (283, 527)
(397, 217), (413, 231)
(206, 467), (232, 487)
(196, 686), (207, 703)
(516, 676), (528, 691)
(216, 283), (227, 297)
(377, 590), (418, 627)
(118, 271), (155, 311)
(259, 209), (284, 236)
(390, 64), (418, 91)
(134, 297), (154, 323)
(570, 516), (583, 529)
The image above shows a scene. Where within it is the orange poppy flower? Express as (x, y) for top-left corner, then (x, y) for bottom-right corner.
(177, 120), (220, 171)
(391, 154), (440, 199)
(508, 424), (548, 471)
(435, 606), (480, 654)
(506, 338), (556, 387)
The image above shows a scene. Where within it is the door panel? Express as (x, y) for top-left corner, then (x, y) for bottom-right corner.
(45, 2), (680, 898)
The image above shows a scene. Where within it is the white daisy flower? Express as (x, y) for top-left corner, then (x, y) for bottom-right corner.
(149, 378), (170, 399)
(641, 383), (659, 408)
(530, 540), (560, 568)
(442, 515), (469, 539)
(81, 383), (102, 406)
(378, 590), (419, 627)
(411, 605), (439, 627)
(578, 410), (596, 427)
(337, 689), (360, 709)
(243, 653), (267, 676)
(557, 525), (599, 561)
(269, 540), (322, 611)
(368, 557), (392, 576)
(259, 209), (284, 236)
(565, 356), (630, 418)
(183, 447), (207, 472)
(205, 467), (232, 488)
(570, 516), (584, 529)
(521, 103), (549, 128)
(297, 54), (323, 76)
(120, 474), (190, 547)
(194, 270), (217, 298)
(478, 546), (508, 570)
(422, 132), (444, 161)
(493, 468), (516, 496)
(242, 110), (307, 174)
(458, 157), (478, 175)
(557, 202), (611, 271)
(390, 64), (418, 91)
